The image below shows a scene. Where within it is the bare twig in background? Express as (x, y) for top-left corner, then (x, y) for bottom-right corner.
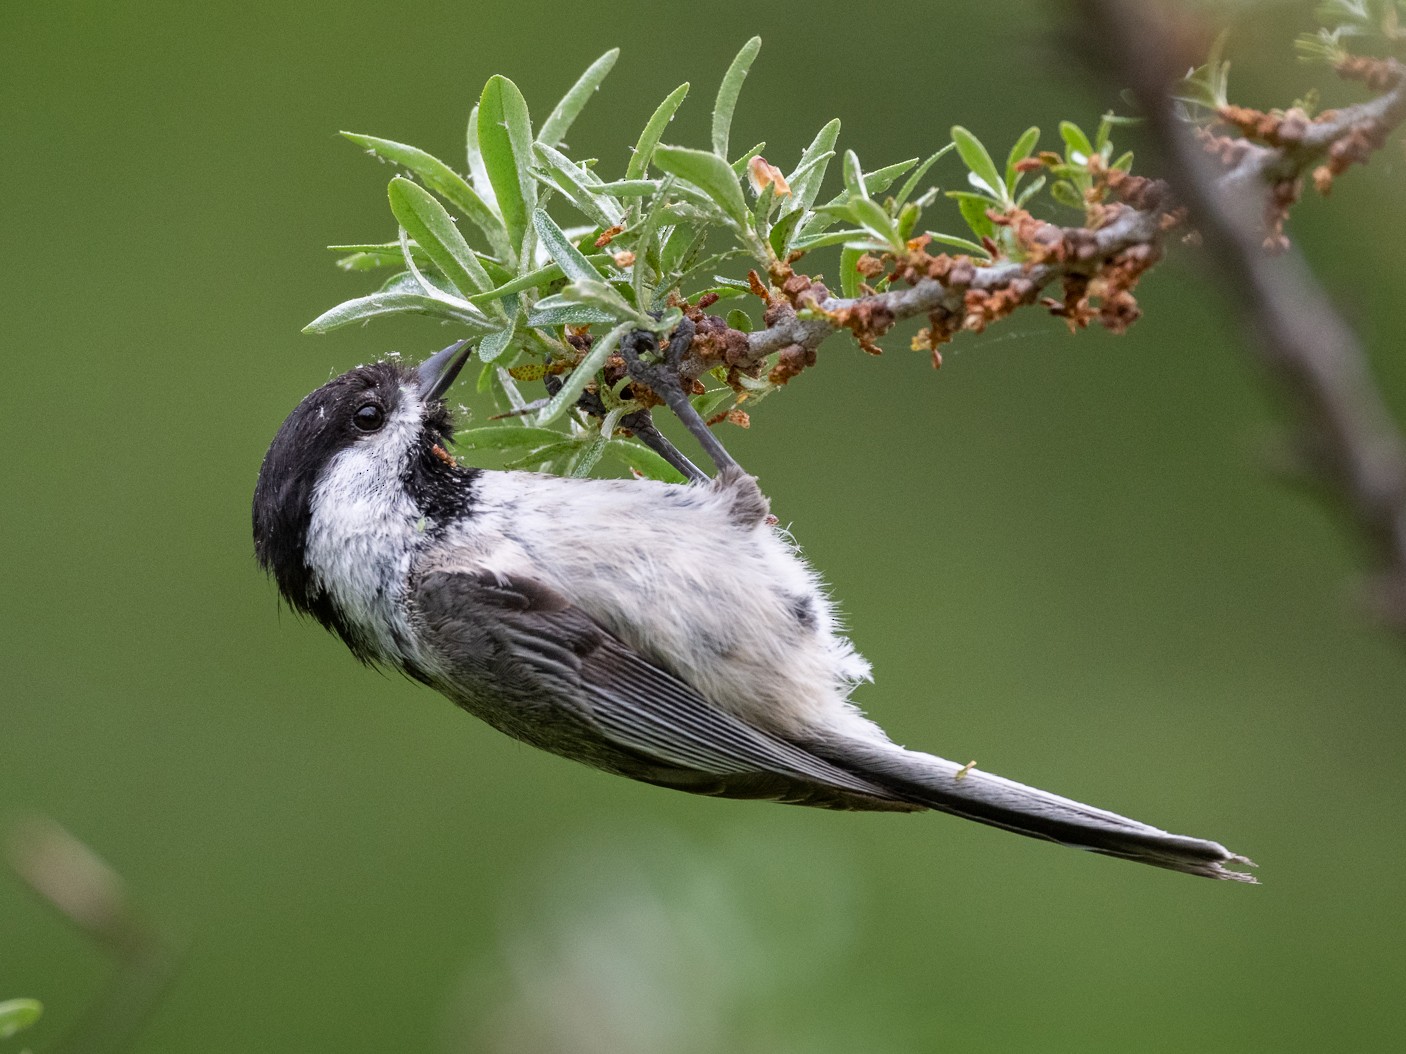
(9, 818), (180, 1054)
(1070, 0), (1406, 631)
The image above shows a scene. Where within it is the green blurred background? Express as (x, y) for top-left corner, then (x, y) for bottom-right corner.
(5, 0), (1405, 1050)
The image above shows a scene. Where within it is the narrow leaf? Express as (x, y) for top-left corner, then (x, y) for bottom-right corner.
(632, 173), (675, 308)
(478, 313), (517, 362)
(926, 231), (993, 256)
(730, 140), (766, 176)
(652, 145), (749, 226)
(0, 999), (42, 1040)
(595, 178), (662, 197)
(387, 176), (495, 296)
(535, 322), (632, 426)
(533, 208), (601, 283)
(788, 118), (841, 213)
(532, 143), (622, 227)
(712, 36), (761, 159)
(505, 439), (579, 471)
(790, 227), (873, 251)
(304, 290), (493, 333)
(539, 48), (619, 149)
(627, 82), (690, 180)
(467, 262), (567, 305)
(465, 104), (498, 212)
(948, 191), (997, 240)
(478, 76), (537, 253)
(842, 150), (868, 198)
(893, 143), (955, 208)
(568, 433), (609, 477)
(951, 126), (1005, 202)
(840, 245), (865, 298)
(607, 438), (686, 483)
(457, 425), (569, 450)
(849, 196), (902, 250)
(526, 301), (619, 327)
(1004, 126), (1040, 191)
(1059, 120), (1094, 161)
(342, 133), (507, 255)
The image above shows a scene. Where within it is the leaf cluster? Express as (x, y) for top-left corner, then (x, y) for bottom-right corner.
(309, 42), (1139, 479)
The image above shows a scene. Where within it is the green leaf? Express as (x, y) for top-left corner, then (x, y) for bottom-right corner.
(652, 145), (749, 227)
(0, 998), (42, 1040)
(387, 176), (495, 297)
(768, 207), (802, 257)
(848, 196), (902, 251)
(726, 307), (753, 331)
(533, 208), (601, 284)
(790, 227), (871, 251)
(627, 82), (690, 180)
(466, 259), (615, 306)
(594, 178), (662, 197)
(1059, 120), (1095, 161)
(859, 157), (917, 196)
(1015, 174), (1046, 207)
(926, 231), (993, 256)
(896, 201), (921, 242)
(730, 141), (766, 176)
(893, 143), (955, 208)
(951, 126), (1005, 201)
(331, 242), (433, 271)
(712, 36), (761, 159)
(1050, 180), (1084, 210)
(567, 433), (609, 477)
(842, 150), (868, 198)
(526, 300), (619, 327)
(342, 133), (508, 257)
(532, 143), (623, 227)
(477, 298), (520, 362)
(606, 438), (686, 483)
(304, 290), (492, 334)
(947, 191), (997, 240)
(538, 48), (619, 149)
(529, 277), (637, 326)
(631, 173), (675, 308)
(535, 321), (632, 426)
(1004, 126), (1040, 191)
(505, 439), (579, 471)
(787, 118), (841, 214)
(457, 425), (570, 450)
(465, 104), (498, 212)
(478, 75), (537, 254)
(840, 245), (865, 299)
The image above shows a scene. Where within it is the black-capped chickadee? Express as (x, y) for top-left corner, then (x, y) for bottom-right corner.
(252, 334), (1255, 882)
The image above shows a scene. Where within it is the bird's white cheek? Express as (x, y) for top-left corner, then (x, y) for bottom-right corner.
(305, 446), (423, 659)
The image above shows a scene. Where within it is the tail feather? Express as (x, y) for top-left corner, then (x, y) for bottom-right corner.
(810, 739), (1257, 882)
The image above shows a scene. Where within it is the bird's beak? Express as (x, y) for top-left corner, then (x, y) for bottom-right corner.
(416, 340), (473, 401)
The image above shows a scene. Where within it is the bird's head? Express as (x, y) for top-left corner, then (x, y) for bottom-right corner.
(252, 341), (474, 639)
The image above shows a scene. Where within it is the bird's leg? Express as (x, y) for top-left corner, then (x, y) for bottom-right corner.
(543, 372), (708, 483)
(618, 411), (709, 483)
(621, 318), (742, 479)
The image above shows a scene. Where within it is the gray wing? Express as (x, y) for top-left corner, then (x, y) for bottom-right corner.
(410, 569), (917, 811)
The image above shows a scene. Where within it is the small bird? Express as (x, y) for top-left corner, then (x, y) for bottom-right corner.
(252, 333), (1255, 882)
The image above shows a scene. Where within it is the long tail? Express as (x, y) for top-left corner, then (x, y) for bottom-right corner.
(810, 738), (1257, 882)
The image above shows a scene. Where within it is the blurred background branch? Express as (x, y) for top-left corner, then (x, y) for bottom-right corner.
(1076, 0), (1406, 631)
(9, 820), (178, 1054)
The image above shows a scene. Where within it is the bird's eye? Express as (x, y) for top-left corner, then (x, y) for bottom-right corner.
(353, 403), (386, 432)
